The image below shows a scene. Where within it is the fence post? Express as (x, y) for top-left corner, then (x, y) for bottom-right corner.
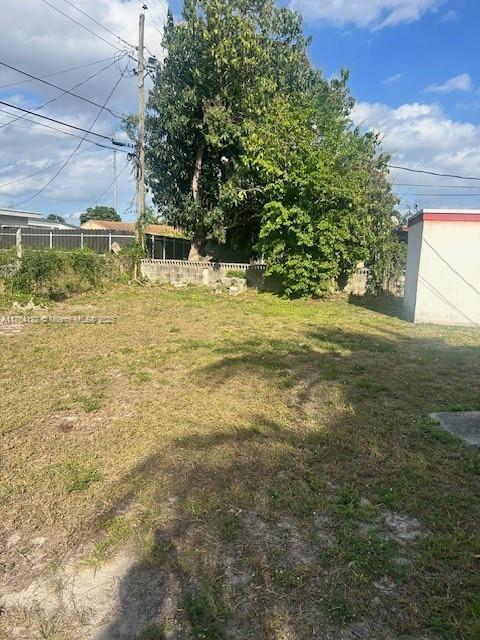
(202, 267), (209, 286)
(16, 227), (22, 261)
(162, 238), (165, 260)
(49, 231), (53, 249)
(108, 232), (112, 252)
(151, 235), (155, 259)
(80, 232), (84, 249)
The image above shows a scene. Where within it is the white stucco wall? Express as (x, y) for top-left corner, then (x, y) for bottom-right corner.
(405, 217), (480, 326)
(404, 220), (423, 321)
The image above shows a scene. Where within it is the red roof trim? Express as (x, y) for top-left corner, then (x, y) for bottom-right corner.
(408, 212), (480, 227)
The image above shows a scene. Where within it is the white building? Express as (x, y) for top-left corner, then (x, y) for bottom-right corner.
(404, 209), (480, 326)
(0, 208), (71, 229)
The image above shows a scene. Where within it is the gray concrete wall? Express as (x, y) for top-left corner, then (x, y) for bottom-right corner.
(140, 260), (381, 296)
(140, 260), (268, 288)
(344, 268), (370, 296)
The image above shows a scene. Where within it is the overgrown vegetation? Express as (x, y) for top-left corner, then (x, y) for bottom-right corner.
(1, 286), (479, 639)
(0, 247), (135, 303)
(140, 0), (399, 296)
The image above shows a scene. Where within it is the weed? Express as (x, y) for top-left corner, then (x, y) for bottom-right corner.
(336, 483), (361, 516)
(338, 529), (396, 579)
(90, 516), (130, 565)
(418, 417), (459, 445)
(451, 402), (480, 412)
(39, 620), (57, 639)
(464, 454), (480, 475)
(75, 391), (104, 413)
(61, 462), (102, 493)
(268, 471), (326, 517)
(376, 487), (398, 509)
(325, 593), (354, 626)
(137, 624), (166, 640)
(216, 512), (242, 542)
(354, 377), (389, 394)
(141, 536), (174, 566)
(134, 371), (152, 384)
(182, 578), (229, 640)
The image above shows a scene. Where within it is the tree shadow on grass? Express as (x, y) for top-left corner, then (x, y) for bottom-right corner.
(348, 294), (406, 321)
(96, 326), (480, 640)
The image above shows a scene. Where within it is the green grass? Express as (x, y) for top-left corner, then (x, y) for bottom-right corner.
(140, 536), (174, 566)
(182, 578), (229, 640)
(137, 624), (166, 640)
(60, 462), (102, 493)
(1, 286), (479, 639)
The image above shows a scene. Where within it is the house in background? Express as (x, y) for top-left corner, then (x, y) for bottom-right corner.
(81, 219), (191, 260)
(80, 219), (185, 238)
(0, 208), (72, 229)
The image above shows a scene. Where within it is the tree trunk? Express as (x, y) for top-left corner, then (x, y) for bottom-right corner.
(191, 145), (205, 206)
(189, 145), (207, 261)
(188, 229), (206, 261)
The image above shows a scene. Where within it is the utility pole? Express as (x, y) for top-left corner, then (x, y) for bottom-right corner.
(136, 4), (146, 247)
(112, 148), (117, 213)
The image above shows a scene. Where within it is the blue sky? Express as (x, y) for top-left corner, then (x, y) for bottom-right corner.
(1, 0), (479, 221)
(303, 0), (477, 121)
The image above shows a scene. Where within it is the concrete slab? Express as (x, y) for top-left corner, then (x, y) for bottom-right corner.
(430, 412), (480, 446)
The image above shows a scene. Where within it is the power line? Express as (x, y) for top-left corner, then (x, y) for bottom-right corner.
(0, 58), (120, 131)
(396, 193), (480, 197)
(147, 7), (164, 37)
(59, 0), (135, 51)
(0, 100), (132, 146)
(0, 59), (123, 118)
(40, 0), (126, 53)
(0, 107), (130, 152)
(388, 164), (480, 182)
(0, 55), (117, 90)
(392, 182), (480, 189)
(0, 146), (108, 191)
(90, 158), (130, 207)
(5, 64), (130, 208)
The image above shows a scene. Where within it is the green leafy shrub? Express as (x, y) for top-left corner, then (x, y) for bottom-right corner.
(4, 249), (121, 301)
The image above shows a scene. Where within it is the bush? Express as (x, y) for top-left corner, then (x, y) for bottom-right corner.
(0, 248), (16, 267)
(5, 249), (120, 301)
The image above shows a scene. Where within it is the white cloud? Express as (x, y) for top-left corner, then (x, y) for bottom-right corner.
(351, 100), (480, 210)
(383, 73), (403, 85)
(289, 0), (442, 29)
(0, 0), (167, 220)
(426, 73), (473, 93)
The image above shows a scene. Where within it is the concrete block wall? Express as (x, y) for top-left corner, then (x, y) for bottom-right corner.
(343, 268), (370, 296)
(140, 260), (268, 288)
(139, 260), (386, 297)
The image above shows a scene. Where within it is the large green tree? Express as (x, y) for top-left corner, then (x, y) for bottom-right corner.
(145, 0), (399, 295)
(80, 206), (121, 226)
(232, 81), (398, 296)
(146, 0), (314, 258)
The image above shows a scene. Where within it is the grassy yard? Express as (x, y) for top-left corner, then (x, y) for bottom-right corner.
(0, 285), (479, 640)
